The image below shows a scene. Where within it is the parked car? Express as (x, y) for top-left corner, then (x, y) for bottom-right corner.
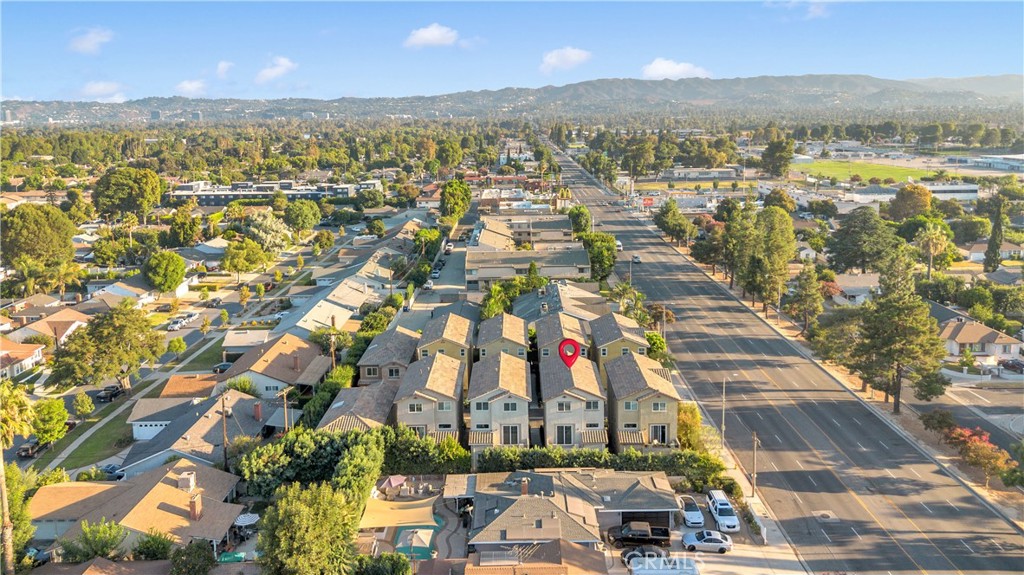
(444, 243), (454, 255)
(185, 312), (200, 323)
(998, 358), (1024, 373)
(167, 321), (183, 331)
(682, 530), (733, 554)
(17, 439), (44, 458)
(607, 522), (671, 549)
(620, 545), (668, 565)
(208, 297), (223, 307)
(679, 495), (705, 528)
(212, 362), (234, 374)
(430, 269), (441, 279)
(96, 385), (125, 403)
(632, 255), (642, 264)
(155, 303), (172, 313)
(274, 311), (290, 320)
(64, 420), (78, 432)
(423, 280), (434, 290)
(99, 463), (120, 474)
(706, 490), (741, 533)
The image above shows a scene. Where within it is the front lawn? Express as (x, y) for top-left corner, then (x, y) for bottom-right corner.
(178, 341), (225, 372)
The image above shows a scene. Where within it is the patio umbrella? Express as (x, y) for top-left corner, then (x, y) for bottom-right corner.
(381, 475), (407, 489)
(234, 513), (260, 527)
(397, 528), (433, 549)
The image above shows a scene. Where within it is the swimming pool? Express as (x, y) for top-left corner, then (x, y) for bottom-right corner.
(393, 514), (443, 560)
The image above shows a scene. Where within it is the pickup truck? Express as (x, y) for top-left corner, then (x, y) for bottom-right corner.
(607, 521), (671, 549)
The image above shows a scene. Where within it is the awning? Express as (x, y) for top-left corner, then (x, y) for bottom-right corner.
(358, 495), (439, 530)
(264, 407), (303, 429)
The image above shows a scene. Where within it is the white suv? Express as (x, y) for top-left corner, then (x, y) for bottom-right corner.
(706, 490), (740, 533)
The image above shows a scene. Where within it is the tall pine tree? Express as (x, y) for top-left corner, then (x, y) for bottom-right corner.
(984, 196), (1004, 273)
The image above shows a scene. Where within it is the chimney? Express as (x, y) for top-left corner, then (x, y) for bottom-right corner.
(520, 477), (529, 496)
(293, 354), (300, 371)
(331, 315), (336, 329)
(189, 493), (203, 521)
(178, 471), (196, 492)
(254, 402), (263, 422)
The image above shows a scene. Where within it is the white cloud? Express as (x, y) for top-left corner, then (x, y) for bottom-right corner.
(175, 79), (206, 97)
(641, 58), (711, 80)
(764, 1), (830, 20)
(254, 56), (297, 84)
(68, 27), (113, 54)
(403, 23), (459, 48)
(216, 61), (234, 80)
(81, 81), (126, 103)
(539, 47), (592, 75)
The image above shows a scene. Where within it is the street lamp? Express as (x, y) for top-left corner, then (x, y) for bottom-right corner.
(722, 373), (738, 453)
(751, 430), (761, 497)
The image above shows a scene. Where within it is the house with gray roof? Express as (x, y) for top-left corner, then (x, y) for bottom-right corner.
(832, 273), (880, 306)
(357, 326), (420, 385)
(467, 354), (532, 459)
(538, 356), (606, 450)
(475, 313), (528, 361)
(589, 312), (649, 381)
(418, 313), (474, 387)
(605, 352), (682, 453)
(534, 312), (590, 362)
(127, 398), (205, 441)
(317, 381), (399, 434)
(512, 280), (609, 324)
(393, 353), (464, 441)
(465, 246), (591, 292)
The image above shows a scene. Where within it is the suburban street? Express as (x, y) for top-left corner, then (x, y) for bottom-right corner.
(551, 145), (1024, 574)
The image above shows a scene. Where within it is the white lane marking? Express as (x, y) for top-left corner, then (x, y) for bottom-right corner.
(961, 540), (974, 553)
(965, 389), (991, 404)
(811, 399), (818, 405)
(794, 494), (802, 503)
(774, 434), (782, 444)
(771, 461), (780, 471)
(879, 440), (888, 450)
(742, 394), (749, 400)
(832, 418), (841, 427)
(821, 529), (832, 543)
(796, 460), (804, 469)
(852, 527), (862, 540)
(910, 468), (922, 478)
(856, 442), (866, 450)
(946, 499), (959, 511)
(886, 469), (896, 479)
(852, 417), (862, 426)
(757, 412), (764, 420)
(992, 540), (1004, 552)
(808, 476), (818, 486)
(809, 379), (818, 387)
(921, 502), (933, 514)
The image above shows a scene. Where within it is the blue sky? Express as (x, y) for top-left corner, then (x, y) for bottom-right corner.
(2, 1), (1022, 102)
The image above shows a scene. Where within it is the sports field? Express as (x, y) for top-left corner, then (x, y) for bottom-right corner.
(793, 160), (936, 181)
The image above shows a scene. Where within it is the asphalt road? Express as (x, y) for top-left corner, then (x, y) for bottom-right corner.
(551, 145), (1024, 575)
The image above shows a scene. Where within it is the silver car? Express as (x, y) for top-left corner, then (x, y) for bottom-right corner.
(679, 495), (704, 528)
(682, 530), (733, 554)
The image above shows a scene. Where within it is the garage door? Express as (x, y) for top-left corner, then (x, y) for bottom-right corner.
(622, 511), (671, 528)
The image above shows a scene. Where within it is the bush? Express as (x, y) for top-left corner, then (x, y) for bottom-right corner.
(132, 529), (174, 560)
(920, 409), (957, 435)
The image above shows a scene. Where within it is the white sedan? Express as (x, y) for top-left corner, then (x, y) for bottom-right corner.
(679, 495), (705, 528)
(682, 530), (733, 554)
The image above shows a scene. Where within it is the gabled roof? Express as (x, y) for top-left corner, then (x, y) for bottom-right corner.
(557, 469), (678, 511)
(31, 557), (171, 575)
(420, 313), (474, 350)
(464, 539), (607, 575)
(272, 296), (354, 340)
(395, 354), (464, 402)
(0, 338), (43, 368)
(18, 307), (90, 337)
(159, 373), (220, 398)
(477, 313), (528, 349)
(317, 381), (399, 433)
(470, 497), (600, 546)
(13, 293), (59, 309)
(358, 326), (420, 367)
(468, 353), (530, 402)
(534, 312), (589, 351)
(539, 356), (603, 402)
(218, 333), (329, 386)
(605, 352), (680, 401)
(127, 398), (201, 423)
(589, 312), (647, 348)
(938, 320), (1022, 346)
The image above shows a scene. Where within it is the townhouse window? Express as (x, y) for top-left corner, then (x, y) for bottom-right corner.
(601, 348), (608, 357)
(475, 401), (489, 411)
(439, 349), (446, 356)
(388, 368), (401, 379)
(365, 367), (379, 377)
(652, 402), (667, 412)
(586, 423), (600, 429)
(650, 424), (668, 444)
(408, 403), (423, 413)
(438, 401), (452, 412)
(266, 386), (280, 392)
(581, 348), (587, 357)
(460, 348), (466, 357)
(475, 424), (490, 430)
(420, 349), (429, 358)
(542, 348), (550, 357)
(438, 424), (453, 430)
(556, 402), (571, 412)
(637, 347), (646, 355)
(585, 401), (600, 411)
(624, 423), (639, 430)
(621, 347), (629, 356)
(555, 425), (574, 445)
(1004, 345), (1012, 353)
(517, 348), (525, 357)
(503, 402), (518, 412)
(516, 268), (527, 275)
(578, 267), (587, 274)
(624, 401), (638, 411)
(480, 349), (487, 357)
(502, 425), (520, 445)
(502, 348), (509, 354)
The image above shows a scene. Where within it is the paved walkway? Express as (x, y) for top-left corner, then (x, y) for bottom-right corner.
(432, 497), (465, 559)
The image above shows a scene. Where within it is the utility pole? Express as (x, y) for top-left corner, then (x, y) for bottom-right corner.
(329, 333), (337, 371)
(751, 431), (760, 497)
(221, 395), (229, 471)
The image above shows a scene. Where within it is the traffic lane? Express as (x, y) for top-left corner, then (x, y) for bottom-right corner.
(906, 392), (1023, 461)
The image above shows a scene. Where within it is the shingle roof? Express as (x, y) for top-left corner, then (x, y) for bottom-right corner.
(395, 354), (464, 402)
(605, 352), (680, 401)
(534, 312), (589, 351)
(159, 373), (220, 398)
(538, 356), (603, 402)
(465, 539), (608, 575)
(465, 247), (591, 271)
(420, 313), (474, 350)
(468, 353), (530, 402)
(358, 326), (420, 367)
(18, 307), (90, 339)
(476, 313), (528, 348)
(589, 313), (647, 348)
(218, 333), (329, 386)
(317, 381), (398, 433)
(127, 398), (201, 423)
(31, 557), (171, 575)
(470, 497), (600, 545)
(558, 469), (678, 511)
(938, 320), (1022, 346)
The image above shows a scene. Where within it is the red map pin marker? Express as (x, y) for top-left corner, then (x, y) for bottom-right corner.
(558, 339), (581, 368)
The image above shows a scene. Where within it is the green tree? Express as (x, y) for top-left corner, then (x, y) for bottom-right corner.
(257, 482), (357, 575)
(144, 251), (186, 294)
(169, 541), (216, 575)
(366, 220), (386, 238)
(960, 434), (1015, 488)
(226, 376), (259, 397)
(0, 203), (76, 267)
(436, 140), (463, 168)
(255, 283), (266, 302)
(43, 260), (83, 297)
(32, 399), (69, 446)
(763, 189), (797, 213)
(691, 224), (726, 275)
(59, 518), (127, 562)
(73, 392), (95, 422)
(949, 216), (991, 244)
(577, 232), (617, 281)
(567, 205), (591, 234)
(132, 529), (174, 560)
(313, 230), (335, 252)
(351, 553), (412, 575)
(167, 337), (187, 360)
(984, 196), (1005, 273)
(439, 179), (471, 219)
(168, 209), (202, 247)
(915, 222), (950, 280)
(355, 187), (385, 209)
(238, 286), (251, 309)
(723, 202), (757, 290)
(2, 463), (33, 570)
(246, 211), (292, 253)
(222, 238), (269, 282)
(284, 199), (321, 232)
(219, 309), (230, 325)
(807, 199), (839, 219)
(889, 184), (932, 221)
(1, 380), (35, 574)
(199, 315), (212, 335)
(93, 167), (163, 223)
(786, 261), (825, 334)
(677, 402), (703, 451)
(827, 207), (901, 273)
(761, 138), (795, 177)
(756, 206), (797, 315)
(480, 284), (509, 320)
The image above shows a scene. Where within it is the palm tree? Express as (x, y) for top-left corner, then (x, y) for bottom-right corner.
(13, 257), (44, 296)
(915, 223), (949, 280)
(45, 260), (83, 298)
(121, 212), (139, 248)
(1, 380), (35, 574)
(610, 281), (638, 311)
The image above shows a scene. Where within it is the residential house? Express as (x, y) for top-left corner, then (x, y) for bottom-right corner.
(217, 333), (331, 396)
(71, 293), (124, 317)
(981, 267), (1024, 287)
(29, 460), (242, 552)
(118, 392), (264, 477)
(605, 352), (682, 453)
(417, 313), (474, 388)
(832, 273), (881, 306)
(159, 373), (220, 398)
(415, 184), (442, 210)
(538, 356), (606, 450)
(86, 274), (160, 304)
(0, 338), (44, 380)
(221, 329), (274, 359)
(481, 214), (575, 245)
(963, 240), (1023, 263)
(8, 307), (90, 345)
(465, 247), (592, 291)
(7, 293), (60, 314)
(512, 280), (610, 324)
(357, 326), (420, 385)
(476, 313), (528, 361)
(937, 317), (1023, 367)
(462, 539), (608, 575)
(393, 354), (464, 440)
(271, 296), (353, 341)
(467, 353), (532, 460)
(554, 468), (680, 530)
(32, 557), (172, 575)
(534, 312), (590, 362)
(316, 381), (399, 433)
(127, 398), (205, 441)
(589, 313), (649, 382)
(176, 237), (229, 270)
(0, 316), (12, 333)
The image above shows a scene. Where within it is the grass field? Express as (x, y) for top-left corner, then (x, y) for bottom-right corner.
(793, 160), (936, 182)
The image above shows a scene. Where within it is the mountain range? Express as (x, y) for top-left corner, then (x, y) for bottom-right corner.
(3, 74), (1021, 125)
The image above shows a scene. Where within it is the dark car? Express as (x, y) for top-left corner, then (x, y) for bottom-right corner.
(999, 359), (1024, 373)
(208, 297), (223, 307)
(96, 385), (125, 403)
(212, 362), (234, 374)
(155, 303), (172, 313)
(620, 545), (668, 565)
(17, 439), (42, 458)
(65, 420), (78, 432)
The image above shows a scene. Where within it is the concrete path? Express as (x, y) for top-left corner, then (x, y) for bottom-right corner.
(432, 497), (465, 559)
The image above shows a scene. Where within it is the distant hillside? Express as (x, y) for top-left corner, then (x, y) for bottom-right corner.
(3, 74), (1021, 125)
